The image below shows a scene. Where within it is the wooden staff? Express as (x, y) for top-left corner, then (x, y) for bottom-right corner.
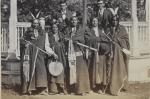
(21, 38), (55, 93)
(102, 29), (130, 93)
(21, 38), (52, 56)
(102, 31), (131, 56)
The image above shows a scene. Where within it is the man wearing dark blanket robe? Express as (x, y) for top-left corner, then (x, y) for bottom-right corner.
(21, 19), (57, 95)
(109, 15), (130, 96)
(65, 16), (90, 95)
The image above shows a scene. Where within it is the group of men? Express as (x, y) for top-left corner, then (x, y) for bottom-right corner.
(21, 0), (130, 96)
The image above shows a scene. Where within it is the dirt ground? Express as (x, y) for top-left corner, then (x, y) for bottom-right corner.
(1, 83), (150, 99)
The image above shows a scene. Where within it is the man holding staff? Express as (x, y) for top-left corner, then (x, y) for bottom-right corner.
(101, 7), (130, 95)
(21, 18), (57, 95)
(65, 15), (90, 95)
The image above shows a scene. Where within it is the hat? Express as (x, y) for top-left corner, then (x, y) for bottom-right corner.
(97, 0), (103, 4)
(60, 1), (67, 6)
(72, 12), (77, 17)
(61, 3), (67, 6)
(48, 61), (63, 76)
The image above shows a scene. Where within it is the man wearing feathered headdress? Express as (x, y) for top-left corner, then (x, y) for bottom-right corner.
(21, 14), (58, 95)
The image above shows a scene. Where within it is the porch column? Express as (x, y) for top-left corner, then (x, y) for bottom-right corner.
(132, 0), (139, 56)
(8, 0), (18, 59)
(146, 0), (149, 22)
(147, 0), (150, 50)
(145, 0), (150, 51)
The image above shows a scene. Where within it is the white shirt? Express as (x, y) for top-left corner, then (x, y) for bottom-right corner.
(72, 27), (76, 32)
(93, 27), (99, 37)
(34, 29), (39, 38)
(61, 10), (67, 20)
(53, 33), (59, 42)
(45, 33), (55, 55)
(71, 27), (76, 37)
(99, 8), (105, 16)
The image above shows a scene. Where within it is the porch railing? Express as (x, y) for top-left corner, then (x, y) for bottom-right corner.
(1, 22), (9, 53)
(120, 22), (150, 56)
(1, 22), (150, 57)
(120, 22), (133, 55)
(138, 22), (150, 55)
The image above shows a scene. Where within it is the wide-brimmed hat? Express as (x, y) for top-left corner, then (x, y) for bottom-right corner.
(97, 0), (104, 4)
(60, 0), (67, 6)
(48, 61), (63, 76)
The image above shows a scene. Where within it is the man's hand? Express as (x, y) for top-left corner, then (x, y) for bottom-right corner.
(53, 53), (58, 60)
(25, 41), (30, 47)
(31, 36), (36, 40)
(113, 36), (119, 43)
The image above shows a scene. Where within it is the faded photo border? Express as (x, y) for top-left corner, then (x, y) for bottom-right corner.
(0, 0), (150, 99)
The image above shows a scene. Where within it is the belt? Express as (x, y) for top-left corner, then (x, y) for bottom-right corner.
(75, 51), (83, 57)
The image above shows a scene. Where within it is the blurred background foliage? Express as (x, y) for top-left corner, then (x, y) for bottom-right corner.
(1, 0), (146, 22)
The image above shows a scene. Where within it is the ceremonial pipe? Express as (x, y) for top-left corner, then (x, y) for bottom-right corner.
(64, 38), (98, 52)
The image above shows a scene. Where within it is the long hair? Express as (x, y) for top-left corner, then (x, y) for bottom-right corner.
(89, 16), (99, 28)
(70, 16), (80, 29)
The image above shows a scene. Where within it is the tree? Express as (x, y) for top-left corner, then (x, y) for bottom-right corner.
(1, 0), (133, 22)
(17, 0), (63, 22)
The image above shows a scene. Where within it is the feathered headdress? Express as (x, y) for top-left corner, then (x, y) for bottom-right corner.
(30, 10), (41, 20)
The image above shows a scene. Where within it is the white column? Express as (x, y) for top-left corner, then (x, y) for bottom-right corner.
(148, 0), (150, 51)
(145, 0), (150, 52)
(8, 0), (18, 59)
(144, 0), (149, 21)
(132, 0), (140, 57)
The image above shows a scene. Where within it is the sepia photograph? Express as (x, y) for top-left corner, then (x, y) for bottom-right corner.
(1, 0), (150, 99)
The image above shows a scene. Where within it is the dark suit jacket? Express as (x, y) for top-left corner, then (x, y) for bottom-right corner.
(94, 8), (112, 28)
(58, 9), (73, 20)
(58, 9), (73, 33)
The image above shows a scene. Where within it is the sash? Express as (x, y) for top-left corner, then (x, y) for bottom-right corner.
(23, 46), (30, 82)
(68, 39), (76, 85)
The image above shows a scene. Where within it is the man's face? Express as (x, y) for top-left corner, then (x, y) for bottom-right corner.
(98, 2), (104, 9)
(39, 19), (45, 28)
(32, 19), (39, 28)
(112, 16), (119, 27)
(92, 18), (98, 27)
(52, 24), (58, 33)
(2, 4), (9, 13)
(61, 4), (67, 11)
(71, 17), (78, 27)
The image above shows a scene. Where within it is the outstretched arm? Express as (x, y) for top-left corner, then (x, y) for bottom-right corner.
(45, 33), (58, 59)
